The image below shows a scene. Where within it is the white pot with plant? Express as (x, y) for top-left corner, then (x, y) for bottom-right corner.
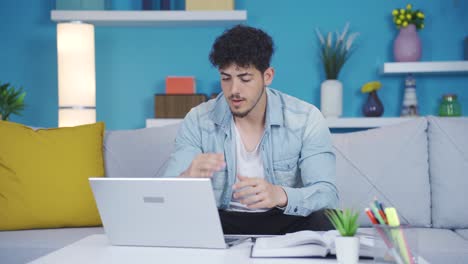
(326, 208), (360, 264)
(316, 23), (359, 118)
(0, 82), (26, 121)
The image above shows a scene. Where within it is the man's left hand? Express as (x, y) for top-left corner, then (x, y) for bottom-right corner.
(232, 175), (288, 209)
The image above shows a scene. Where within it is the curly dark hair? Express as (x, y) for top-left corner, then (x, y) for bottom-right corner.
(209, 24), (274, 73)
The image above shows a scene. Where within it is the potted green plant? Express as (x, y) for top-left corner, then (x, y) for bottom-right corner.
(326, 208), (360, 264)
(315, 23), (359, 118)
(0, 82), (26, 121)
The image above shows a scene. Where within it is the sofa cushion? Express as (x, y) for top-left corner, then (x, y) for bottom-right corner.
(0, 121), (105, 231)
(455, 229), (468, 240)
(411, 228), (468, 264)
(428, 116), (468, 229)
(332, 118), (431, 227)
(0, 227), (103, 264)
(104, 124), (180, 178)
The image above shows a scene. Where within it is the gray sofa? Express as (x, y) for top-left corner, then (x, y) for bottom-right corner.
(1, 116), (467, 263)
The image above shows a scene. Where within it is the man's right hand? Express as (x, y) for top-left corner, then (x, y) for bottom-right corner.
(179, 153), (225, 178)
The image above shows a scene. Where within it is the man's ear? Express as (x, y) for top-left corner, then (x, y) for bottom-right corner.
(263, 67), (275, 86)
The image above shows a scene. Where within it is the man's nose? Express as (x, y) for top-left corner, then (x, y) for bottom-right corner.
(230, 79), (241, 95)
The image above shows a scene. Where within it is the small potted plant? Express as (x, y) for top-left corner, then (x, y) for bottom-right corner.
(0, 82), (26, 121)
(326, 208), (360, 264)
(315, 23), (359, 118)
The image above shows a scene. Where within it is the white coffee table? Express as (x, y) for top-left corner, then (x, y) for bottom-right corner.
(28, 234), (380, 264)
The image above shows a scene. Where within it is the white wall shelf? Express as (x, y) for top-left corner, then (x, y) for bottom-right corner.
(146, 118), (183, 128)
(325, 117), (415, 128)
(146, 117), (416, 129)
(382, 61), (468, 74)
(51, 10), (247, 26)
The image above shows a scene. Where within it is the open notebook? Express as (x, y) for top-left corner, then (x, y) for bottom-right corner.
(251, 230), (374, 258)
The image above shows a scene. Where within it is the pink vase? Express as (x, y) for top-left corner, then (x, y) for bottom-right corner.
(393, 24), (422, 62)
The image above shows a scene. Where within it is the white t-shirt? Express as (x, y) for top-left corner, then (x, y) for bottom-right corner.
(228, 119), (269, 212)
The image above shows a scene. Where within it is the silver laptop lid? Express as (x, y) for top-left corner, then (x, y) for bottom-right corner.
(89, 178), (226, 249)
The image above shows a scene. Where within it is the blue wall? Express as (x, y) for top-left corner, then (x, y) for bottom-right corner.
(1, 0), (467, 129)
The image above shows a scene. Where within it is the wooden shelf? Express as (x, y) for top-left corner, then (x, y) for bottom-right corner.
(146, 117), (416, 129)
(51, 10), (247, 26)
(382, 61), (468, 74)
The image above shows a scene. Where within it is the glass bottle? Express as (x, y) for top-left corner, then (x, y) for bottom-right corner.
(439, 94), (462, 117)
(401, 74), (419, 117)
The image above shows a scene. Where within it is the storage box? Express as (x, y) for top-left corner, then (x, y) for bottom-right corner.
(166, 76), (196, 94)
(185, 0), (234, 10)
(155, 94), (207, 118)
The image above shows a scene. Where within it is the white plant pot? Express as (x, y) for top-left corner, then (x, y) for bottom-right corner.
(320, 79), (343, 118)
(335, 236), (360, 264)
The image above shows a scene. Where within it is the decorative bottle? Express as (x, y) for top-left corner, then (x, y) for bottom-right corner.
(439, 94), (462, 117)
(401, 74), (419, 117)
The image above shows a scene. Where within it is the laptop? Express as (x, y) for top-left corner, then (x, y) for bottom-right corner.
(89, 177), (249, 249)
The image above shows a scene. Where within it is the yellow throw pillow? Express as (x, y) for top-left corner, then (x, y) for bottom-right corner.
(0, 121), (105, 230)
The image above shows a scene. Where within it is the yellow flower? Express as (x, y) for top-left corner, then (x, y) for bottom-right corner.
(417, 12), (425, 19)
(406, 4), (412, 10)
(399, 15), (405, 20)
(392, 9), (399, 16)
(396, 19), (402, 25)
(361, 81), (382, 93)
(400, 9), (406, 14)
(406, 14), (412, 19)
(402, 21), (408, 27)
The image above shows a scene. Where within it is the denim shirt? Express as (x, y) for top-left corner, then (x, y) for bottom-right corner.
(163, 88), (339, 216)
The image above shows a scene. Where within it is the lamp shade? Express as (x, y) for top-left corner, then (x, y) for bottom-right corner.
(57, 22), (96, 127)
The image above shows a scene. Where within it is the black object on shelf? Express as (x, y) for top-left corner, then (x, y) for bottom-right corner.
(464, 36), (468, 60)
(142, 0), (153, 10)
(160, 0), (171, 10)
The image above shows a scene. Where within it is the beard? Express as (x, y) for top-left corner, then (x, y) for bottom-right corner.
(229, 86), (265, 118)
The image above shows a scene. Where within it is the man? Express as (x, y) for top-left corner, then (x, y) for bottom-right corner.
(163, 25), (338, 235)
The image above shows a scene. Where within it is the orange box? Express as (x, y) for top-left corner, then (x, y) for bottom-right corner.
(165, 76), (196, 94)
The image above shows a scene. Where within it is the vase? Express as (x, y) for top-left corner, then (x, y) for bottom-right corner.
(362, 91), (384, 117)
(335, 236), (360, 264)
(393, 24), (422, 62)
(320, 80), (343, 118)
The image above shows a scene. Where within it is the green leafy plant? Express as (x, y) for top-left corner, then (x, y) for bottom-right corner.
(0, 82), (26, 121)
(315, 22), (359, 80)
(325, 208), (360, 237)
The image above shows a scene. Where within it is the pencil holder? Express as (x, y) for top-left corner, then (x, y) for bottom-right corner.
(372, 225), (419, 264)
